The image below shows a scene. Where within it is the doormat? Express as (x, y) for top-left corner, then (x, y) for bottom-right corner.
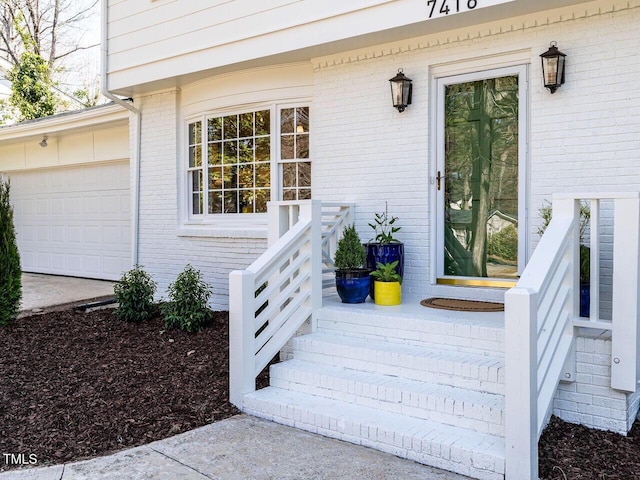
(420, 297), (504, 312)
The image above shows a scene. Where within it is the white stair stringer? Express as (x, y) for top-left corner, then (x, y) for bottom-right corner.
(243, 387), (505, 480)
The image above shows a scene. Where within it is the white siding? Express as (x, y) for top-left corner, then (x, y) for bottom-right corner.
(105, 0), (589, 94)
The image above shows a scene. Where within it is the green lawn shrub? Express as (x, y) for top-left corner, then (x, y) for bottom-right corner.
(161, 264), (212, 332)
(114, 265), (157, 323)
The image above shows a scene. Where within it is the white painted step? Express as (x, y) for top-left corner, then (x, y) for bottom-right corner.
(290, 333), (505, 394)
(317, 299), (504, 354)
(270, 359), (504, 436)
(244, 387), (505, 480)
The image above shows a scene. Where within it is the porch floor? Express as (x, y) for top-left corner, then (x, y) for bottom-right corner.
(320, 293), (505, 330)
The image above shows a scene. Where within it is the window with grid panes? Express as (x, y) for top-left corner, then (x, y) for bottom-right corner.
(187, 105), (310, 218)
(280, 107), (311, 201)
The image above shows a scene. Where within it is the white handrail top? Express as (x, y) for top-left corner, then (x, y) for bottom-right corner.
(320, 202), (356, 208)
(242, 219), (311, 276)
(267, 200), (315, 207)
(517, 216), (573, 292)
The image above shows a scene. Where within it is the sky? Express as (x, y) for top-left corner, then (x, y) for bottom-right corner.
(56, 0), (102, 100)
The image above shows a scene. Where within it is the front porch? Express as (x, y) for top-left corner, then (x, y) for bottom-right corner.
(245, 294), (506, 480)
(229, 197), (640, 480)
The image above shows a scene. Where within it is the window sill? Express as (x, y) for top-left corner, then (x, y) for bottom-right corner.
(178, 223), (268, 239)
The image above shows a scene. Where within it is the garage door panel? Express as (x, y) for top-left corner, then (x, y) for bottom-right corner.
(51, 225), (65, 243)
(37, 252), (51, 269)
(7, 162), (130, 280)
(37, 225), (50, 242)
(20, 224), (36, 241)
(37, 198), (49, 215)
(51, 254), (65, 270)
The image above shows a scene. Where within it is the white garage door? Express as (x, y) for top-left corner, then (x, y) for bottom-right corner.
(8, 161), (131, 280)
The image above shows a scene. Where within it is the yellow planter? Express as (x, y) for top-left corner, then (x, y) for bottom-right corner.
(374, 281), (401, 306)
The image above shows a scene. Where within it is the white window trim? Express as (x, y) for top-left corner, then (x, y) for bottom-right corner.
(428, 53), (530, 298)
(178, 100), (311, 237)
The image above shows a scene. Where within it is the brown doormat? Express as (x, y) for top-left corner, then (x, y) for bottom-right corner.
(420, 297), (504, 312)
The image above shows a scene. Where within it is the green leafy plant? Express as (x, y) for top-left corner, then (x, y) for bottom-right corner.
(334, 224), (366, 270)
(369, 202), (401, 245)
(114, 265), (157, 323)
(538, 200), (591, 283)
(537, 200), (590, 239)
(370, 261), (402, 284)
(0, 178), (22, 326)
(161, 264), (212, 332)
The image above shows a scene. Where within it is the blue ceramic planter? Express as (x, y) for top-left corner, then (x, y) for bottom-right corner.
(580, 284), (590, 318)
(365, 242), (404, 300)
(335, 269), (371, 304)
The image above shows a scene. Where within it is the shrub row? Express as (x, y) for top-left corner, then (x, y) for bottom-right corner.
(114, 264), (212, 332)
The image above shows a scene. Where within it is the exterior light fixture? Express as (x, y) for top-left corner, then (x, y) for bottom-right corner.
(389, 69), (412, 112)
(39, 135), (48, 148)
(540, 41), (566, 94)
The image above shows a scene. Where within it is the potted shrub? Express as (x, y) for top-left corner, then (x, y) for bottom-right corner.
(370, 261), (402, 306)
(334, 224), (371, 304)
(538, 200), (591, 317)
(365, 203), (404, 300)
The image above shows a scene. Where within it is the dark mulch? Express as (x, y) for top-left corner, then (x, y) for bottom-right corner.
(539, 416), (640, 479)
(2, 308), (640, 477)
(0, 308), (270, 472)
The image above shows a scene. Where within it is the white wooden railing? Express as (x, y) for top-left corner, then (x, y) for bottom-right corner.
(505, 193), (640, 479)
(229, 200), (353, 408)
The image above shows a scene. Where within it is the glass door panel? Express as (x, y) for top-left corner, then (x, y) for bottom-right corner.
(441, 75), (520, 281)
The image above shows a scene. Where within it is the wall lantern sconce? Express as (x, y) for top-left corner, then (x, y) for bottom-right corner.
(389, 68), (412, 112)
(540, 41), (566, 94)
(39, 135), (48, 148)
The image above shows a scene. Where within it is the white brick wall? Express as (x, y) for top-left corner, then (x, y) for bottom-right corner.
(313, 3), (640, 301)
(135, 90), (267, 310)
(135, 3), (640, 312)
(553, 331), (640, 435)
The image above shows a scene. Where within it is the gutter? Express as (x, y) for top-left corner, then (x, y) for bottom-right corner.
(100, 0), (141, 266)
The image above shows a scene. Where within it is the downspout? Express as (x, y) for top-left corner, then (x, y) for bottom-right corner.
(100, 0), (141, 266)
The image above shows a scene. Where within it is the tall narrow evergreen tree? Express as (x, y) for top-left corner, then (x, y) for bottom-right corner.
(0, 178), (22, 325)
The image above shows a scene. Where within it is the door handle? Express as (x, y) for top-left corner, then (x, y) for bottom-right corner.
(436, 170), (442, 190)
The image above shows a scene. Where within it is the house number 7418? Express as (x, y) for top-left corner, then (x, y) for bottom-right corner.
(427, 0), (477, 18)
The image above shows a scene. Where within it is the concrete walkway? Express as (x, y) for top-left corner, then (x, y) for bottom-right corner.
(20, 273), (116, 314)
(0, 416), (470, 479)
(6, 274), (471, 480)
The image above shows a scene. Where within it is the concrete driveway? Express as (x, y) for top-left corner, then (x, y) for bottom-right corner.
(20, 273), (116, 314)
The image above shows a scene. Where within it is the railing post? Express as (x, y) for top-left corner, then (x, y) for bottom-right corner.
(229, 269), (257, 409)
(611, 195), (640, 392)
(505, 287), (538, 480)
(268, 202), (299, 247)
(298, 200), (322, 334)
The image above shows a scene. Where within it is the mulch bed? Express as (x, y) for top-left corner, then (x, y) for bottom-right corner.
(1, 307), (640, 477)
(0, 308), (270, 472)
(539, 416), (640, 479)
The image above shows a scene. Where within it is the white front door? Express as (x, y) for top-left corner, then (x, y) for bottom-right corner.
(435, 65), (528, 287)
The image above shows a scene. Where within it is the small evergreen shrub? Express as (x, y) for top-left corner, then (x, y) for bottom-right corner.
(334, 224), (366, 270)
(114, 265), (157, 323)
(161, 264), (212, 332)
(0, 178), (22, 326)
